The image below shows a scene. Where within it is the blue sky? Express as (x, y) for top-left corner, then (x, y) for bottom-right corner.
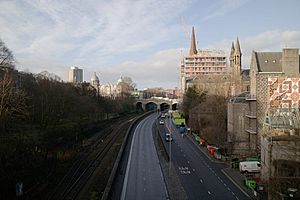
(0, 0), (300, 89)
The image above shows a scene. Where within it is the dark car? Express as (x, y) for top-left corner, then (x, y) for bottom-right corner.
(165, 133), (173, 142)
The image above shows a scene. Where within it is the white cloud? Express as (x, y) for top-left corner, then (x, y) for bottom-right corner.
(0, 0), (191, 78)
(86, 48), (183, 89)
(201, 0), (249, 22)
(1, 1), (300, 90)
(206, 30), (300, 68)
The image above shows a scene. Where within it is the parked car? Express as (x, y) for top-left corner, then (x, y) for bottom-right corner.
(239, 161), (261, 173)
(165, 133), (173, 142)
(159, 120), (164, 125)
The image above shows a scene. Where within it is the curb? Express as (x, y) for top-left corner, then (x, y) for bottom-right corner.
(221, 168), (251, 199)
(186, 134), (224, 164)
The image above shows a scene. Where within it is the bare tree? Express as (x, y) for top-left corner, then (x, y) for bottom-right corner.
(0, 39), (15, 69)
(118, 76), (136, 98)
(0, 72), (28, 132)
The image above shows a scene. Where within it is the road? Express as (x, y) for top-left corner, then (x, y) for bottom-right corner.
(159, 114), (249, 200)
(121, 113), (168, 200)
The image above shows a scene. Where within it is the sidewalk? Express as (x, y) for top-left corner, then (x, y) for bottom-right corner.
(222, 167), (258, 199)
(187, 133), (260, 199)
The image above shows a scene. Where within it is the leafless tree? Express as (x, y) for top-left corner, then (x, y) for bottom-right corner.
(0, 39), (15, 69)
(0, 72), (28, 132)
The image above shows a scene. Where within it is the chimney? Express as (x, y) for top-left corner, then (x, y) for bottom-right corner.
(282, 48), (299, 75)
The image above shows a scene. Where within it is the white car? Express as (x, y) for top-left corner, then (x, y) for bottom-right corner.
(159, 120), (164, 125)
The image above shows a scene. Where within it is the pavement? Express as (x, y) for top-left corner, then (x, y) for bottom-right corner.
(187, 132), (264, 200)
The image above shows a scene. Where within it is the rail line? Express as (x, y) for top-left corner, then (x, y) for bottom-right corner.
(48, 116), (136, 200)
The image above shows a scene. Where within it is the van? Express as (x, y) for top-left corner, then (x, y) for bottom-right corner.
(239, 161), (261, 173)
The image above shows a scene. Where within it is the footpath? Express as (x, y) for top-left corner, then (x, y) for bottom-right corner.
(187, 133), (266, 200)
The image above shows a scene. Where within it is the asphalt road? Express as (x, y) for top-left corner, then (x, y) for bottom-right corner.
(159, 114), (250, 200)
(121, 113), (168, 200)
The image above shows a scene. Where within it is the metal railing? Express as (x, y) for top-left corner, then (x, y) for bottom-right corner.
(245, 112), (257, 118)
(245, 94), (256, 100)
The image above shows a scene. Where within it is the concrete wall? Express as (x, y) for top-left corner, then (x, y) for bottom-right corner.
(227, 101), (251, 157)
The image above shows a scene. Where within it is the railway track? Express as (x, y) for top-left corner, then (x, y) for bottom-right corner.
(48, 116), (136, 200)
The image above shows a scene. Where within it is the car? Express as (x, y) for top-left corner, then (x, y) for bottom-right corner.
(165, 133), (173, 142)
(159, 120), (164, 125)
(161, 114), (166, 118)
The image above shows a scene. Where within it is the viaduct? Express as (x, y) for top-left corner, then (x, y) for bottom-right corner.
(135, 98), (181, 111)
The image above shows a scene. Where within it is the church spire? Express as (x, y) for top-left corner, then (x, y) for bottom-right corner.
(230, 42), (235, 58)
(189, 26), (198, 56)
(234, 37), (241, 55)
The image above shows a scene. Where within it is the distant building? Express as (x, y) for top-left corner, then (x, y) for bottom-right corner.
(228, 48), (300, 159)
(68, 66), (83, 83)
(90, 72), (100, 87)
(90, 74), (132, 99)
(165, 88), (179, 99)
(228, 48), (300, 198)
(180, 27), (227, 95)
(180, 27), (248, 98)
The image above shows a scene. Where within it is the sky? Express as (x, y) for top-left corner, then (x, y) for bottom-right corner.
(0, 0), (300, 89)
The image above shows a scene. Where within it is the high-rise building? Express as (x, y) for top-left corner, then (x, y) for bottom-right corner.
(68, 66), (83, 83)
(180, 27), (227, 94)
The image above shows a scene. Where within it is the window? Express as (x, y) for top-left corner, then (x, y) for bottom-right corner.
(257, 163), (261, 167)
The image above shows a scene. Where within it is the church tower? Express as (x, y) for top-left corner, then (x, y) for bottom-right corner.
(230, 42), (235, 73)
(233, 38), (242, 77)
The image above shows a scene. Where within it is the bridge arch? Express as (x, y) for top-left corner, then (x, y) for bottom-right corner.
(145, 101), (157, 111)
(159, 102), (170, 111)
(135, 98), (181, 111)
(136, 101), (143, 111)
(171, 102), (178, 110)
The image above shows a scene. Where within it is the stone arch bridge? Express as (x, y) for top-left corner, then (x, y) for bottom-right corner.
(135, 98), (180, 111)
